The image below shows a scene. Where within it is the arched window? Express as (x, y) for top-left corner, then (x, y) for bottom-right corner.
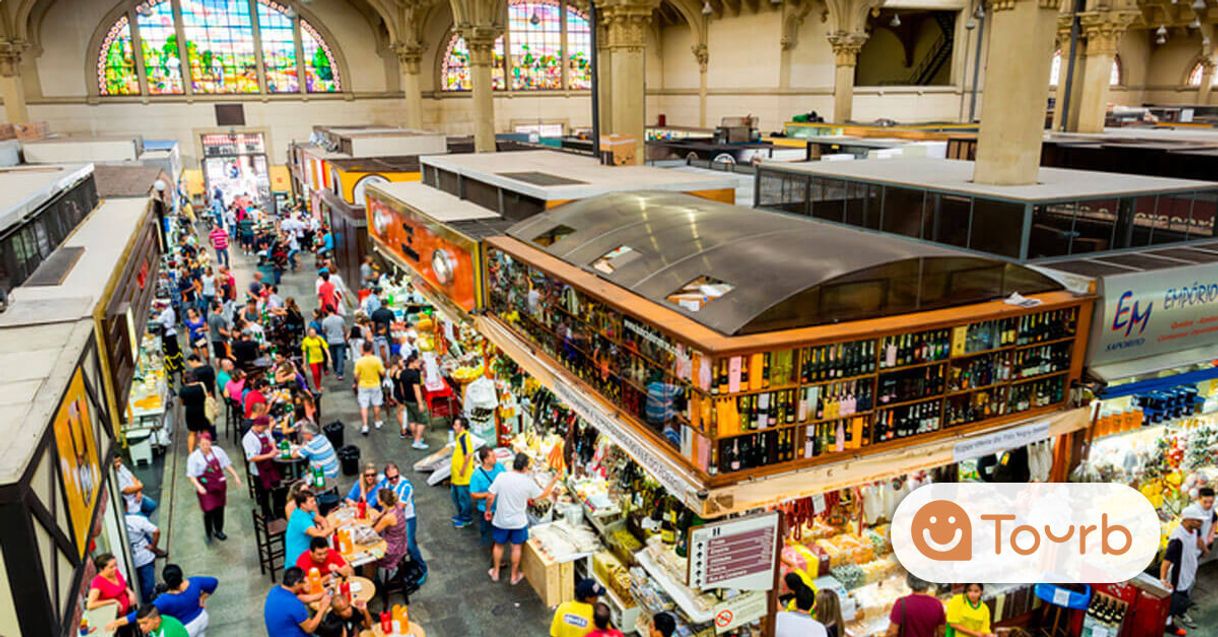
(1049, 49), (1121, 87)
(440, 0), (591, 92)
(96, 0), (341, 96)
(1188, 62), (1218, 86)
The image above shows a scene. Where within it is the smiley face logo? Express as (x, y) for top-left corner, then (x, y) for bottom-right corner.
(911, 500), (972, 561)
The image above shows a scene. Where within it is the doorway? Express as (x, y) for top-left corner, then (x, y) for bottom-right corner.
(200, 132), (271, 209)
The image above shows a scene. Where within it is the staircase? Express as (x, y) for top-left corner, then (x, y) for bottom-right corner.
(906, 12), (956, 86)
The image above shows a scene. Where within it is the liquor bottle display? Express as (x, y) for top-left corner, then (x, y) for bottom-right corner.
(878, 363), (946, 405)
(874, 399), (943, 441)
(801, 340), (875, 381)
(879, 329), (951, 369)
(949, 352), (1011, 391)
(1012, 341), (1071, 379)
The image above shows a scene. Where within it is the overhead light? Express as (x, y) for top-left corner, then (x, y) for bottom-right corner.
(702, 0), (712, 14)
(965, 18), (977, 29)
(1157, 24), (1169, 36)
(975, 4), (985, 19)
(1157, 34), (1168, 44)
(1192, 0), (1206, 10)
(1191, 16), (1202, 28)
(890, 13), (901, 27)
(771, 0), (782, 5)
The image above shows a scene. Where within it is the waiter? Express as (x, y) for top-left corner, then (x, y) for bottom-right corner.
(186, 433), (242, 542)
(242, 416), (282, 516)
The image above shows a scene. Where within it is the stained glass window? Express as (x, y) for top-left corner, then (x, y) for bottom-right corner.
(1189, 62), (1218, 86)
(1049, 50), (1120, 87)
(136, 0), (184, 94)
(97, 0), (341, 95)
(441, 0), (590, 92)
(509, 1), (563, 90)
(301, 20), (340, 93)
(566, 7), (591, 90)
(99, 16), (139, 96)
(257, 0), (297, 93)
(441, 35), (506, 91)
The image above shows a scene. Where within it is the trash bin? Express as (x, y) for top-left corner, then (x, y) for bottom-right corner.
(324, 420), (344, 450)
(338, 445), (361, 476)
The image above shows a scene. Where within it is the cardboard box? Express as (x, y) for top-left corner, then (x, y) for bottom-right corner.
(599, 134), (638, 166)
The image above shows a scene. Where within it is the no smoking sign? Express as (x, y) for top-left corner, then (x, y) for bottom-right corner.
(715, 610), (734, 627)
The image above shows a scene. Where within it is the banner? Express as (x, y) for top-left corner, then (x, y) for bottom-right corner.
(53, 371), (101, 557)
(1089, 263), (1218, 367)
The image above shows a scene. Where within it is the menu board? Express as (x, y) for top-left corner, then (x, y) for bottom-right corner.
(688, 511), (779, 591)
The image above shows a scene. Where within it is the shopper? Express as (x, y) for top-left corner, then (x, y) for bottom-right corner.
(776, 587), (828, 637)
(285, 490), (332, 566)
(470, 448), (505, 547)
(186, 433), (241, 542)
(124, 510), (163, 603)
(296, 536), (354, 578)
(885, 574), (946, 637)
(300, 327), (331, 393)
(1196, 486), (1216, 556)
(321, 309), (348, 380)
(944, 584), (992, 637)
(486, 452), (560, 585)
(649, 612), (676, 637)
(360, 255), (379, 288)
(1162, 506), (1206, 630)
(86, 553), (137, 616)
(353, 341), (386, 435)
(113, 452), (156, 515)
(264, 567), (332, 637)
(450, 417), (475, 528)
(370, 295), (395, 361)
(208, 223), (229, 268)
(373, 488), (412, 580)
(393, 354), (427, 447)
(106, 564), (217, 637)
(178, 369), (213, 453)
(376, 462), (427, 580)
(318, 271), (339, 315)
(815, 589), (846, 637)
(134, 606), (189, 637)
(293, 422), (340, 479)
(184, 307), (208, 360)
(549, 578), (601, 637)
(207, 302), (231, 361)
(586, 602), (625, 637)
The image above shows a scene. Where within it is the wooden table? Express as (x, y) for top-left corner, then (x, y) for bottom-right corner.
(83, 605), (117, 636)
(327, 507), (389, 568)
(274, 454), (307, 481)
(360, 622), (426, 637)
(309, 576), (376, 609)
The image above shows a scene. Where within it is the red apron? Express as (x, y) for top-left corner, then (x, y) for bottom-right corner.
(254, 431), (282, 489)
(197, 451), (228, 512)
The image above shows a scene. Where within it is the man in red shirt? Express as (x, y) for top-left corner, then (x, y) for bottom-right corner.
(586, 603), (625, 637)
(295, 536), (353, 578)
(318, 271), (338, 314)
(243, 379), (268, 419)
(208, 224), (230, 268)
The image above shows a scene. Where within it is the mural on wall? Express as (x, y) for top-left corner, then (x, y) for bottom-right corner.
(53, 371), (101, 558)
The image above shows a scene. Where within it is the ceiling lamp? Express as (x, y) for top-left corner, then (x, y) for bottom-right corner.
(1191, 16), (1202, 28)
(890, 13), (902, 27)
(772, 0), (782, 6)
(974, 4), (985, 19)
(1157, 24), (1169, 36)
(965, 18), (977, 29)
(702, 0), (712, 14)
(1192, 0), (1206, 10)
(530, 8), (541, 25)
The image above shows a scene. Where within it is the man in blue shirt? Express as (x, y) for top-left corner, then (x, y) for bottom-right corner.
(376, 462), (427, 582)
(285, 491), (332, 567)
(264, 566), (331, 637)
(470, 448), (505, 547)
(294, 423), (339, 479)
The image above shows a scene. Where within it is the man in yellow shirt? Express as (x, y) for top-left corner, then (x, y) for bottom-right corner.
(550, 579), (603, 637)
(352, 341), (385, 435)
(450, 418), (475, 528)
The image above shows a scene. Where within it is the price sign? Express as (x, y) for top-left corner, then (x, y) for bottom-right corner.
(712, 591), (768, 634)
(688, 511), (779, 591)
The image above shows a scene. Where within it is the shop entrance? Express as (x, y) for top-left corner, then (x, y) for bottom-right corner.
(200, 132), (271, 208)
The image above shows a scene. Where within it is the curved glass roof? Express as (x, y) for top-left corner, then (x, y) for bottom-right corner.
(508, 191), (1064, 335)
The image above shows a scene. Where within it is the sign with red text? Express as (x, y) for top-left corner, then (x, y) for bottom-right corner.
(688, 511), (778, 591)
(1088, 264), (1218, 367)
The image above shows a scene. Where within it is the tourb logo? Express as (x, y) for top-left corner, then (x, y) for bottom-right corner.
(910, 500), (972, 561)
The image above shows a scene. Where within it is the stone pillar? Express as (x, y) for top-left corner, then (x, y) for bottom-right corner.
(395, 43), (425, 130)
(693, 44), (708, 128)
(1199, 59), (1216, 106)
(596, 21), (613, 136)
(1050, 16), (1081, 132)
(596, 0), (660, 163)
(463, 28), (499, 152)
(827, 32), (867, 123)
(973, 0), (1060, 186)
(0, 39), (29, 125)
(1073, 11), (1136, 133)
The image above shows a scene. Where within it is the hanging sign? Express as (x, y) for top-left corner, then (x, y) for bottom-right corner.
(688, 511), (779, 591)
(952, 419), (1051, 463)
(1089, 263), (1218, 367)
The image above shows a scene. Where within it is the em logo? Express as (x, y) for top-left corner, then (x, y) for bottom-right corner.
(892, 484), (1159, 583)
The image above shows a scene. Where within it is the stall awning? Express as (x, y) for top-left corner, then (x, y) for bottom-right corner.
(1091, 343), (1218, 398)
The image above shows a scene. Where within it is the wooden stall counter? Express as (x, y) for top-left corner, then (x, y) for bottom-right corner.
(521, 536), (575, 608)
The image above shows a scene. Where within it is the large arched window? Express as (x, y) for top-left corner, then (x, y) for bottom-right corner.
(1049, 49), (1120, 87)
(1188, 62), (1218, 86)
(97, 0), (341, 96)
(440, 0), (591, 92)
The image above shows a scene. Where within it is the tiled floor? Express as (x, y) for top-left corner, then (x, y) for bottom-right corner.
(155, 241), (552, 635)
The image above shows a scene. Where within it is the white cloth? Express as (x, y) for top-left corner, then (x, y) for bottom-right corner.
(1201, 503), (1216, 550)
(1170, 524), (1200, 591)
(183, 608), (209, 637)
(157, 307), (176, 331)
(186, 447), (232, 478)
(115, 464), (141, 513)
(775, 612), (828, 637)
(125, 513), (159, 568)
(488, 471), (542, 530)
(242, 430), (274, 476)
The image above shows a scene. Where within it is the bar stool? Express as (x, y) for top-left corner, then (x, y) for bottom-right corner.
(252, 508), (287, 582)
